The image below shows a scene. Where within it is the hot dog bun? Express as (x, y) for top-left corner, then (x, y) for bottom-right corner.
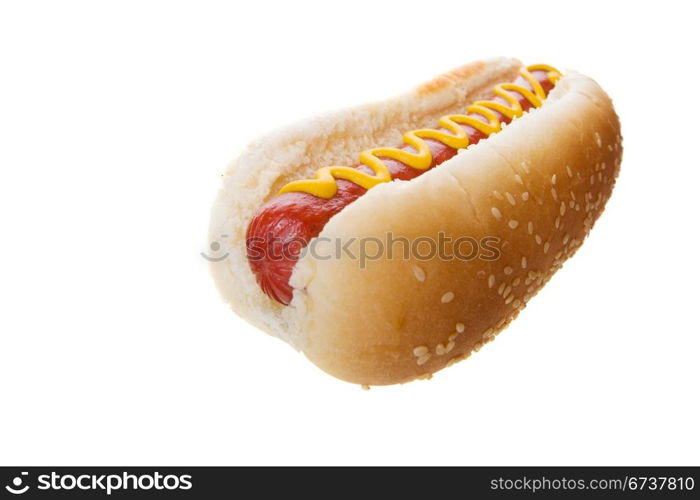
(209, 57), (622, 385)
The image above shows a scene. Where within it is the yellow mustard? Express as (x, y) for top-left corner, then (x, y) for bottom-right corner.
(279, 64), (561, 199)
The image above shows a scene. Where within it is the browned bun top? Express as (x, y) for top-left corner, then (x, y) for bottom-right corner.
(289, 71), (622, 385)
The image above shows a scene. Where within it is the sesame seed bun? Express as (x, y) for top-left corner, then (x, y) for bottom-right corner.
(209, 57), (622, 385)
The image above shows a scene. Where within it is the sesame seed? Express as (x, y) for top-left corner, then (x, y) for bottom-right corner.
(508, 219), (519, 229)
(590, 174), (595, 185)
(527, 221), (534, 235)
(535, 234), (542, 245)
(521, 161), (531, 174)
(504, 294), (515, 304)
(544, 242), (550, 254)
(412, 265), (426, 282)
(435, 343), (446, 355)
(417, 354), (430, 366)
(551, 188), (558, 201)
(555, 217), (560, 229)
(551, 174), (557, 185)
(560, 202), (566, 216)
(563, 234), (569, 245)
(413, 346), (428, 357)
(512, 299), (521, 309)
(503, 285), (512, 298)
(456, 322), (465, 333)
(521, 256), (528, 269)
(569, 200), (575, 208)
(601, 162), (607, 170)
(607, 144), (613, 151)
(493, 190), (504, 200)
(512, 278), (521, 287)
(566, 165), (573, 177)
(488, 274), (495, 288)
(514, 174), (524, 185)
(498, 283), (506, 294)
(570, 190), (576, 201)
(521, 191), (530, 201)
(504, 266), (513, 275)
(446, 341), (455, 353)
(506, 192), (516, 205)
(595, 132), (602, 147)
(491, 207), (502, 220)
(441, 291), (455, 303)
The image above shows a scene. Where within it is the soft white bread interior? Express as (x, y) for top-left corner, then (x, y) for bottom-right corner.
(209, 58), (622, 385)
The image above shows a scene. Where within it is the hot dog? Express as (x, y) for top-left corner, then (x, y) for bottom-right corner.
(209, 58), (623, 385)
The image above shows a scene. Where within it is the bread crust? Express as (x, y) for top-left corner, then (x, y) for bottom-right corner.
(209, 59), (622, 385)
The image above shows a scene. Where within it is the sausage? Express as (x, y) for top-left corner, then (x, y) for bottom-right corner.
(246, 69), (556, 304)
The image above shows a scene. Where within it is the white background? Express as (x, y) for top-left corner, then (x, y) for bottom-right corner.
(1, 0), (698, 465)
